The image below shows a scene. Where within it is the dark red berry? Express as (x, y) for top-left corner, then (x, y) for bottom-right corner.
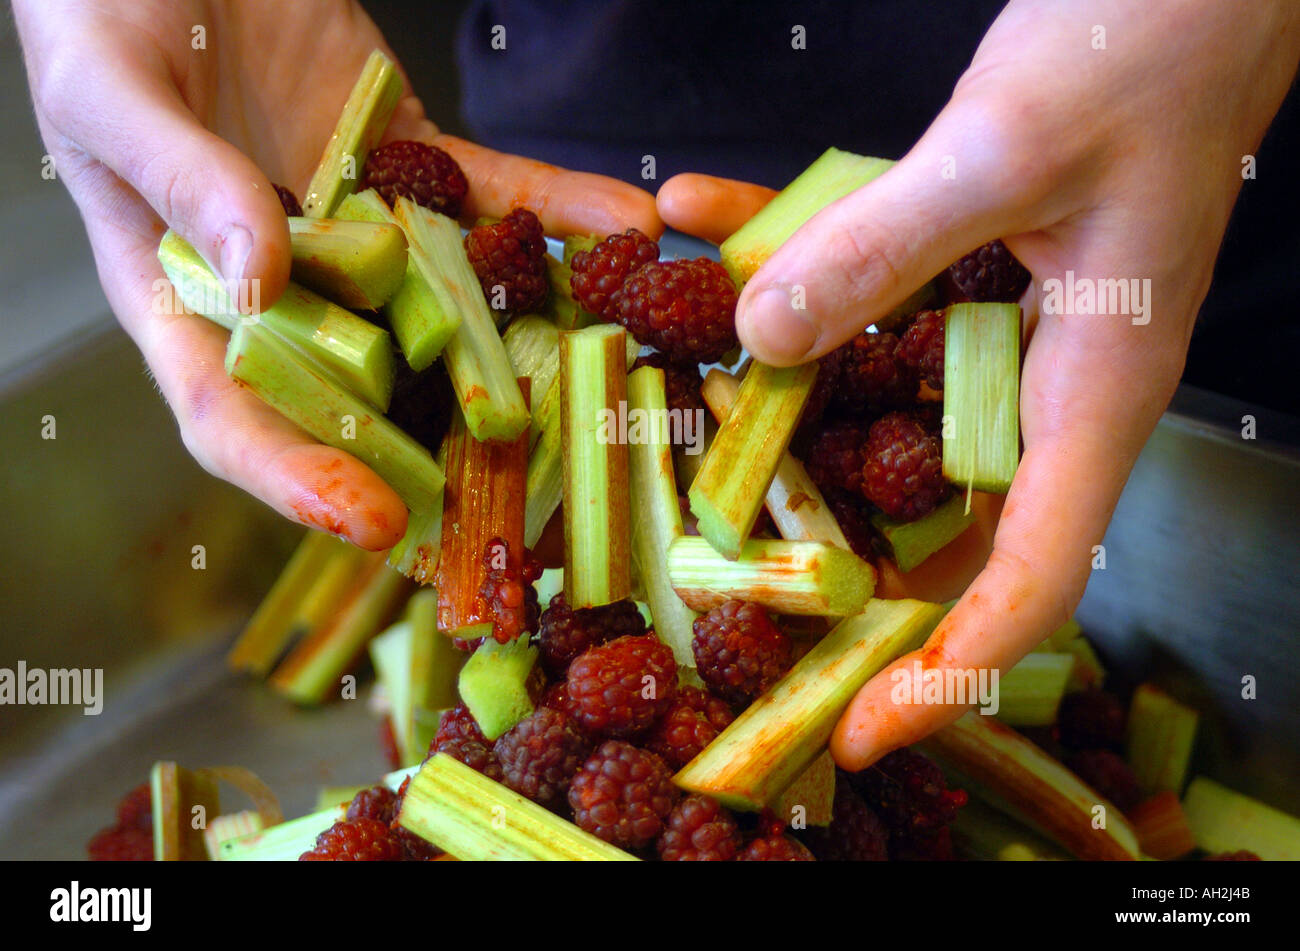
(362, 140), (469, 217)
(944, 239), (1031, 303)
(1056, 689), (1127, 752)
(890, 826), (957, 861)
(1066, 749), (1141, 813)
(272, 183), (302, 217)
(852, 749), (967, 837)
(631, 351), (705, 417)
(536, 594), (648, 678)
(299, 818), (405, 861)
(834, 332), (917, 411)
(569, 229), (660, 318)
(738, 834), (816, 861)
(657, 795), (742, 861)
(477, 537), (542, 643)
(897, 310), (945, 390)
(429, 704), (502, 781)
(347, 785), (398, 825)
(804, 419), (872, 497)
(791, 347), (847, 453)
(87, 826), (153, 861)
(568, 741), (677, 849)
(464, 208), (549, 316)
(387, 361), (456, 455)
(692, 600), (792, 706)
(495, 707), (592, 807)
(803, 786), (890, 861)
(115, 784), (153, 832)
(644, 695), (722, 769)
(861, 411), (950, 522)
(823, 488), (877, 560)
(608, 258), (738, 364)
(677, 685), (736, 732)
(566, 635), (678, 738)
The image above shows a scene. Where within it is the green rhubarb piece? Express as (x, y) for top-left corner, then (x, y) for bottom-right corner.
(405, 588), (461, 712)
(386, 504), (443, 583)
(398, 753), (638, 860)
(871, 494), (976, 573)
(689, 361), (819, 559)
(457, 629), (537, 740)
(288, 217), (407, 310)
(942, 302), (1021, 494)
(995, 652), (1075, 727)
(503, 314), (561, 445)
(774, 750), (835, 827)
(675, 599), (945, 810)
(394, 199), (530, 441)
(949, 798), (1070, 861)
(302, 50), (403, 218)
(151, 762), (220, 861)
(666, 535), (875, 617)
(1060, 636), (1106, 690)
(560, 324), (632, 608)
(291, 541), (369, 635)
(226, 323), (444, 513)
(562, 234), (599, 264)
(1182, 777), (1300, 861)
(720, 147), (894, 285)
(337, 189), (461, 371)
(315, 786), (368, 812)
(544, 253), (597, 330)
(1126, 684), (1198, 795)
(159, 230), (396, 409)
(369, 620), (420, 766)
(627, 365), (700, 671)
(203, 810), (265, 860)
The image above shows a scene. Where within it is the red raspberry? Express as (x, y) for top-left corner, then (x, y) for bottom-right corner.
(804, 786), (890, 861)
(1066, 749), (1141, 813)
(791, 347), (847, 453)
(644, 696), (723, 769)
(566, 635), (677, 738)
(1204, 851), (1262, 861)
(569, 228), (660, 318)
(538, 679), (575, 716)
(115, 783), (153, 831)
(677, 685), (735, 732)
(87, 826), (153, 861)
(657, 795), (742, 861)
(362, 140), (469, 217)
(272, 183), (302, 217)
(851, 749), (967, 837)
(1056, 689), (1127, 752)
(568, 741), (677, 849)
(537, 594), (648, 678)
(347, 785), (398, 825)
(861, 411), (950, 522)
(738, 834), (816, 861)
(804, 419), (871, 496)
(834, 332), (917, 411)
(631, 351), (705, 417)
(429, 704), (502, 781)
(823, 488), (877, 560)
(495, 707), (592, 807)
(943, 239), (1031, 303)
(608, 258), (739, 364)
(465, 208), (549, 316)
(692, 600), (792, 706)
(478, 538), (542, 643)
(300, 818), (405, 861)
(897, 310), (945, 390)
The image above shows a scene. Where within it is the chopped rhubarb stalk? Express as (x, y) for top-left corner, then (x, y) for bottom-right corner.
(1128, 792), (1197, 860)
(994, 652), (1076, 727)
(397, 753), (638, 861)
(203, 810), (265, 861)
(560, 324), (632, 608)
(433, 380), (531, 638)
(699, 367), (848, 548)
(302, 49), (403, 218)
(151, 762), (220, 861)
(1125, 683), (1198, 796)
(688, 360), (818, 560)
(773, 750), (836, 828)
(919, 712), (1142, 860)
(1182, 777), (1300, 861)
(544, 253), (597, 330)
(387, 505), (443, 584)
(503, 315), (561, 447)
(287, 217), (407, 310)
(871, 494), (976, 573)
(458, 631), (537, 740)
(942, 302), (1021, 497)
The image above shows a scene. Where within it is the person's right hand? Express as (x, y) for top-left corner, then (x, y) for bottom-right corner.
(14, 0), (661, 550)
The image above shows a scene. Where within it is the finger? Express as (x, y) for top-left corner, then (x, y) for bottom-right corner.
(830, 314), (1170, 770)
(656, 173), (778, 244)
(433, 135), (663, 238)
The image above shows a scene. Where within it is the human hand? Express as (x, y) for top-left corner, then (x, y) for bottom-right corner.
(659, 0), (1299, 768)
(14, 0), (661, 550)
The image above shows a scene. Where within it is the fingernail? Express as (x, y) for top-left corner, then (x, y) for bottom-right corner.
(739, 286), (819, 364)
(218, 225), (252, 310)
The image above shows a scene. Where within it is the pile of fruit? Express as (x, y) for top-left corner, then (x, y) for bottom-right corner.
(86, 51), (1298, 862)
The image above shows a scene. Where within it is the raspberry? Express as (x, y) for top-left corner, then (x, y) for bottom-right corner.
(87, 826), (153, 861)
(362, 140), (469, 217)
(568, 741), (677, 849)
(387, 361), (456, 454)
(569, 228), (660, 318)
(608, 258), (739, 364)
(897, 310), (945, 390)
(347, 785), (398, 825)
(537, 595), (649, 678)
(824, 488), (877, 560)
(677, 685), (735, 732)
(272, 183), (302, 217)
(631, 351), (705, 417)
(1066, 749), (1141, 813)
(852, 749), (968, 838)
(464, 208), (549, 316)
(692, 600), (792, 706)
(300, 818), (405, 861)
(861, 411), (950, 522)
(429, 704), (502, 781)
(944, 239), (1031, 303)
(566, 635), (677, 738)
(644, 696), (722, 769)
(1056, 689), (1127, 752)
(804, 419), (871, 496)
(538, 679), (575, 716)
(791, 347), (847, 453)
(834, 332), (917, 412)
(478, 538), (542, 643)
(657, 795), (742, 861)
(495, 707), (592, 807)
(803, 786), (890, 861)
(1204, 851), (1262, 861)
(738, 834), (816, 861)
(115, 783), (152, 831)
(890, 826), (957, 861)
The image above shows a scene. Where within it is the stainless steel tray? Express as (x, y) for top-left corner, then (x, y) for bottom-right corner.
(2, 318), (1297, 859)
